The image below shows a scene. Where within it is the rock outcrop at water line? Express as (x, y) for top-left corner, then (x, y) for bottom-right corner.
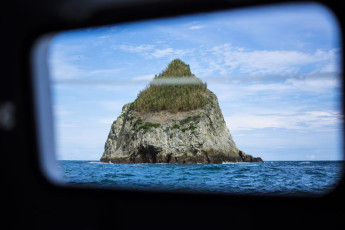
(100, 59), (263, 164)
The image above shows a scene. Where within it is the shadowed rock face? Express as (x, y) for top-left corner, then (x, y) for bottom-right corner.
(100, 90), (263, 164)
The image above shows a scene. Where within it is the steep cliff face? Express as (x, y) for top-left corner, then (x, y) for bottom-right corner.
(100, 59), (263, 163)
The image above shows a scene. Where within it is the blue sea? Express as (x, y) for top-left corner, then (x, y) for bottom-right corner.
(59, 161), (343, 196)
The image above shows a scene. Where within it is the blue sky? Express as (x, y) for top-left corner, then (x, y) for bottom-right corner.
(48, 3), (343, 161)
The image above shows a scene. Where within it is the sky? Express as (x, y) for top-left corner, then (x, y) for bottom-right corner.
(48, 2), (343, 161)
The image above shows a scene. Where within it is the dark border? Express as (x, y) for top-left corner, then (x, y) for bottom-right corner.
(1, 0), (344, 229)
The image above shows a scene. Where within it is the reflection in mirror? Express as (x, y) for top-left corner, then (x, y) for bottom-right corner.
(46, 3), (343, 195)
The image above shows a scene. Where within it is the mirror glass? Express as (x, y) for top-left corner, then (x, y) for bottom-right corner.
(47, 3), (343, 195)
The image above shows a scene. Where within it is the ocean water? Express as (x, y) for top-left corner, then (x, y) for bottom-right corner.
(59, 161), (343, 196)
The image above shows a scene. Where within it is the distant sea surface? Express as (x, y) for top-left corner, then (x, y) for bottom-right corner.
(59, 161), (343, 196)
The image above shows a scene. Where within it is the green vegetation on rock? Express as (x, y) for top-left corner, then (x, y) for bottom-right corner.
(138, 122), (161, 132)
(162, 115), (200, 135)
(180, 115), (201, 126)
(133, 59), (208, 113)
(132, 118), (160, 133)
(172, 124), (180, 129)
(133, 118), (143, 127)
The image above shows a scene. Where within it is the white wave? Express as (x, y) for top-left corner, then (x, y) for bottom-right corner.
(238, 163), (259, 166)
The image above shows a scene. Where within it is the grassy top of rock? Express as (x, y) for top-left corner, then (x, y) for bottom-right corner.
(133, 59), (209, 113)
(155, 59), (194, 78)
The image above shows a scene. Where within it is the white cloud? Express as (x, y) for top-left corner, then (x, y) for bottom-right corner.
(113, 43), (191, 59)
(241, 74), (340, 95)
(86, 68), (122, 77)
(151, 48), (174, 58)
(116, 44), (155, 53)
(49, 44), (84, 80)
(49, 44), (122, 81)
(111, 42), (339, 78)
(50, 60), (122, 81)
(225, 115), (283, 131)
(131, 74), (155, 82)
(189, 25), (204, 30)
(225, 110), (342, 132)
(151, 48), (191, 58)
(49, 56), (83, 80)
(206, 72), (341, 106)
(194, 44), (340, 77)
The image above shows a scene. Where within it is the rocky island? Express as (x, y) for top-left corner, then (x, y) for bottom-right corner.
(100, 59), (263, 163)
